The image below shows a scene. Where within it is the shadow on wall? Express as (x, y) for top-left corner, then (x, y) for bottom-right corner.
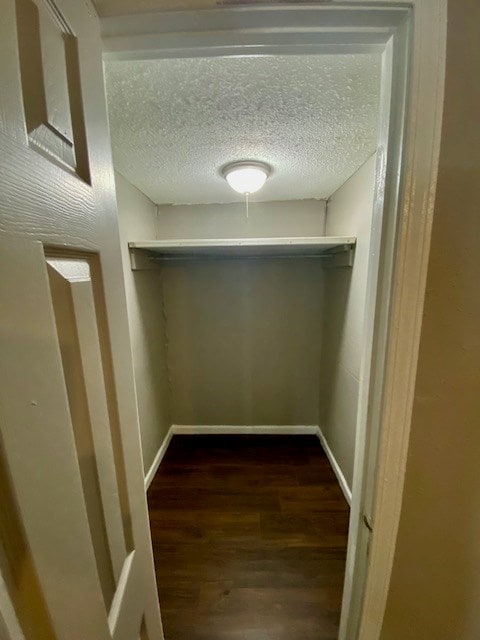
(129, 268), (171, 438)
(115, 172), (171, 475)
(319, 268), (353, 427)
(317, 153), (377, 491)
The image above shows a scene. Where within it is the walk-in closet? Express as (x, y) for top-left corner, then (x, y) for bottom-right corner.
(106, 50), (381, 640)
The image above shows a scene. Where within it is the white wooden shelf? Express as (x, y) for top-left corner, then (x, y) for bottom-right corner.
(128, 236), (356, 270)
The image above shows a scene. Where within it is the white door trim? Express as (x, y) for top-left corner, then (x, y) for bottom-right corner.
(100, 5), (406, 60)
(356, 3), (447, 638)
(100, 3), (447, 638)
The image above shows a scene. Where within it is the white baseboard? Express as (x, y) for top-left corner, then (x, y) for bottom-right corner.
(145, 424), (318, 489)
(171, 424), (320, 435)
(144, 423), (351, 507)
(144, 425), (174, 490)
(316, 426), (352, 506)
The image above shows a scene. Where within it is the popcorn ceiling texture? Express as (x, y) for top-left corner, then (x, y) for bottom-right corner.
(105, 54), (381, 205)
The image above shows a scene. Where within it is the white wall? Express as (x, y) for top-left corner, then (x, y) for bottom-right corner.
(157, 199), (326, 240)
(115, 172), (171, 474)
(319, 154), (376, 490)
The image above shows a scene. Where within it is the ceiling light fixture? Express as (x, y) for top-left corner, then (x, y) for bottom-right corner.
(222, 161), (271, 195)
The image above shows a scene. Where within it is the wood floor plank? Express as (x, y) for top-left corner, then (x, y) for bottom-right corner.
(279, 485), (348, 513)
(260, 512), (349, 548)
(147, 435), (349, 640)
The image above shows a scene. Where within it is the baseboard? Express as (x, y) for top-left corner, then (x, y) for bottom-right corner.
(144, 425), (174, 490)
(171, 424), (320, 435)
(145, 424), (318, 489)
(145, 423), (351, 506)
(316, 426), (352, 506)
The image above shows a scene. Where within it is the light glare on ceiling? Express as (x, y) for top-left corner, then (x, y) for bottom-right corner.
(223, 162), (270, 195)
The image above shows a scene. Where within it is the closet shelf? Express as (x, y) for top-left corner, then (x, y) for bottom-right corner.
(128, 236), (356, 270)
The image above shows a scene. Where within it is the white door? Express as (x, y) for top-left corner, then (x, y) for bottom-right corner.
(0, 1), (163, 639)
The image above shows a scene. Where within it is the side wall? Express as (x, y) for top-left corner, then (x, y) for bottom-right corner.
(381, 2), (480, 637)
(159, 200), (327, 427)
(319, 154), (376, 491)
(115, 172), (171, 474)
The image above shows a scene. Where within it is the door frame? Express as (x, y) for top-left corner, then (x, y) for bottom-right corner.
(99, 2), (447, 638)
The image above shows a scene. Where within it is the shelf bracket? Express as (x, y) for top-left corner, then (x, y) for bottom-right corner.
(129, 247), (162, 271)
(321, 244), (355, 269)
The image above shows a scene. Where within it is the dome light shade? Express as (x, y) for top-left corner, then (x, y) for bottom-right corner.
(222, 161), (270, 195)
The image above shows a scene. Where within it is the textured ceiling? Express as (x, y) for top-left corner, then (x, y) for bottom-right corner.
(105, 54), (381, 205)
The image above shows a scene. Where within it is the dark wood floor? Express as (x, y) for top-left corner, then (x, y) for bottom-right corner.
(147, 435), (349, 640)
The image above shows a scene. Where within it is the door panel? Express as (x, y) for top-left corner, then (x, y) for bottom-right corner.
(46, 255), (129, 606)
(0, 444), (57, 640)
(0, 238), (112, 640)
(0, 0), (163, 638)
(15, 0), (90, 180)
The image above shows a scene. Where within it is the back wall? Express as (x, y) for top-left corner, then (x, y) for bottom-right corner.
(163, 257), (324, 426)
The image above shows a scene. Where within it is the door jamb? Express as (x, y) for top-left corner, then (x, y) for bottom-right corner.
(99, 3), (447, 638)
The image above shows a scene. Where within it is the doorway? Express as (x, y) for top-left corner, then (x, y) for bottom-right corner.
(0, 2), (447, 639)
(105, 39), (384, 638)
(99, 4), (442, 639)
